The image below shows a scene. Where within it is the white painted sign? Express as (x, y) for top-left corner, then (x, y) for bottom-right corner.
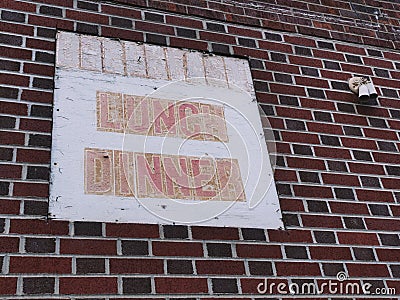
(50, 32), (283, 228)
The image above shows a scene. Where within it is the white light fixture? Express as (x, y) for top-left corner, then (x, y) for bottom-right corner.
(348, 77), (378, 103)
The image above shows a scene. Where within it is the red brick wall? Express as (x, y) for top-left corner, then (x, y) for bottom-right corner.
(1, 0), (400, 297)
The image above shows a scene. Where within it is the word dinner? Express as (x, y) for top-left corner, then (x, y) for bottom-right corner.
(84, 148), (246, 201)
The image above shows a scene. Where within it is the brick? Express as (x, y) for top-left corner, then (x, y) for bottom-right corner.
(163, 225), (188, 239)
(292, 144), (312, 155)
(366, 218), (400, 231)
(0, 182), (9, 196)
(76, 22), (98, 35)
(17, 149), (50, 163)
(13, 182), (48, 197)
(276, 262), (321, 276)
(1, 0), (36, 12)
(166, 16), (203, 29)
(0, 199), (19, 214)
(136, 21), (174, 35)
(145, 33), (167, 45)
(123, 277), (151, 294)
(330, 202), (369, 215)
(20, 118), (51, 133)
(0, 73), (29, 87)
(23, 277), (55, 294)
(314, 231), (336, 244)
(380, 234), (400, 246)
(299, 172), (320, 183)
(0, 165), (21, 179)
(282, 213), (300, 226)
(0, 101), (27, 116)
(374, 152), (400, 164)
(369, 204), (389, 216)
(1, 10), (26, 22)
(11, 219), (68, 235)
(26, 166), (49, 180)
(152, 241), (203, 257)
(170, 37), (208, 51)
(177, 27), (196, 38)
(60, 239), (116, 255)
(110, 17), (132, 29)
(353, 247), (375, 261)
(334, 188), (355, 200)
(0, 22), (33, 36)
(347, 263), (389, 277)
(236, 244), (281, 258)
(10, 256), (71, 273)
(121, 240), (148, 256)
(23, 63), (54, 76)
(60, 277), (117, 294)
(294, 185), (333, 198)
(248, 261), (273, 276)
(309, 246), (352, 260)
(106, 223), (159, 238)
(0, 277), (17, 295)
(0, 236), (19, 252)
(29, 15), (73, 31)
(282, 132), (319, 145)
(307, 200), (328, 212)
(322, 173), (360, 186)
(307, 122), (343, 135)
(0, 33), (23, 46)
(338, 232), (379, 245)
(211, 278), (238, 293)
(313, 111), (333, 122)
(37, 27), (56, 38)
(285, 245), (308, 259)
(77, 0), (98, 11)
(240, 228), (265, 241)
(191, 226), (239, 240)
(348, 162), (385, 175)
(0, 59), (20, 71)
(32, 78), (54, 90)
(101, 4), (141, 19)
(382, 178), (400, 189)
(76, 258), (105, 274)
(21, 90), (53, 104)
(268, 229), (312, 243)
(196, 260), (245, 275)
(356, 189), (394, 202)
(378, 141), (397, 152)
(321, 263), (345, 276)
(270, 83), (306, 96)
(25, 237), (55, 253)
(206, 243), (232, 257)
(167, 260), (193, 274)
(110, 258), (163, 274)
(286, 157), (326, 170)
(144, 12), (164, 22)
(39, 5), (63, 17)
(302, 215), (342, 228)
(156, 277), (208, 294)
(24, 200), (48, 216)
(101, 27), (143, 42)
(74, 221), (102, 236)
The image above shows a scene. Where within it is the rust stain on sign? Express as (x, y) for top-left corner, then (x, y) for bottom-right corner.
(97, 91), (229, 142)
(84, 148), (245, 201)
